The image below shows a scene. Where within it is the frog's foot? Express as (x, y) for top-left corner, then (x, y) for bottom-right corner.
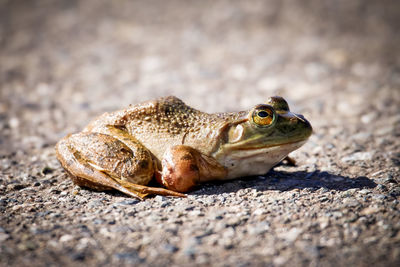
(55, 132), (185, 200)
(157, 145), (227, 193)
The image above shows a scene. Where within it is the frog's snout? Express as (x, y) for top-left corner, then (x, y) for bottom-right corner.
(295, 113), (313, 138)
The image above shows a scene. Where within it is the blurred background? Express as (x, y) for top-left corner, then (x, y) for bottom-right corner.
(1, 0), (399, 145)
(0, 0), (399, 167)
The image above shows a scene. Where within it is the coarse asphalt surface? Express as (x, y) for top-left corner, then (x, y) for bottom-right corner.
(1, 1), (399, 266)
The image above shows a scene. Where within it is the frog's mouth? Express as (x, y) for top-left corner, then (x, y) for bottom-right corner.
(220, 139), (308, 160)
(233, 138), (308, 151)
(212, 136), (309, 163)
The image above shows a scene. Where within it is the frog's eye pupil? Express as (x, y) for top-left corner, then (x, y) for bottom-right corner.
(258, 111), (269, 118)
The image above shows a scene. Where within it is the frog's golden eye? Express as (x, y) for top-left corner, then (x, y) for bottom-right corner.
(251, 104), (276, 127)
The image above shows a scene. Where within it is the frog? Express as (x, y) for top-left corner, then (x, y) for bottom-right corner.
(55, 96), (312, 200)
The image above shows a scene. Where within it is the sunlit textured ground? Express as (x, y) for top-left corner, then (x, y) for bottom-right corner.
(1, 1), (399, 266)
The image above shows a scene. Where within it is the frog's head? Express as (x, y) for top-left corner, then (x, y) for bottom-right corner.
(214, 96), (312, 178)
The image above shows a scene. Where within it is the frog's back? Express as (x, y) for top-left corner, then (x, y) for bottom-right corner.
(85, 96), (230, 160)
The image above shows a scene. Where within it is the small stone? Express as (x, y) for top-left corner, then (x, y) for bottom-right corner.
(377, 184), (387, 191)
(247, 222), (270, 235)
(9, 117), (20, 128)
(358, 189), (371, 195)
(389, 188), (400, 197)
(41, 166), (54, 175)
(115, 199), (139, 206)
(154, 195), (168, 202)
(188, 210), (204, 217)
(253, 208), (266, 216)
(361, 113), (376, 124)
(352, 132), (372, 141)
(375, 126), (394, 136)
(319, 218), (330, 229)
(71, 252), (86, 261)
(93, 219), (105, 225)
(23, 241), (37, 250)
(162, 243), (179, 253)
(363, 236), (379, 244)
(273, 256), (288, 266)
(0, 232), (10, 242)
(278, 227), (302, 243)
(184, 247), (196, 258)
(10, 184), (28, 191)
(225, 217), (242, 227)
(60, 234), (74, 242)
(383, 177), (397, 184)
(345, 213), (359, 223)
(113, 252), (142, 264)
(372, 194), (387, 200)
(361, 206), (380, 215)
(341, 152), (374, 162)
(343, 198), (359, 207)
(88, 200), (103, 209)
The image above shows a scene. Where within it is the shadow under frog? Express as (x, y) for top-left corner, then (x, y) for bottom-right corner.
(189, 169), (377, 196)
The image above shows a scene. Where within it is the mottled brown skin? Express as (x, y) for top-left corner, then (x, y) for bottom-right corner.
(55, 96), (312, 199)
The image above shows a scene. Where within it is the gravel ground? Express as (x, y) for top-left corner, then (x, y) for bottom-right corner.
(1, 0), (399, 266)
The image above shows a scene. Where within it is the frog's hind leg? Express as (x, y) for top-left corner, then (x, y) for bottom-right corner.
(55, 132), (185, 199)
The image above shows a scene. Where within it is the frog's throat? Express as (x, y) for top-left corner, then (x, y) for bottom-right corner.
(213, 139), (307, 160)
(212, 140), (307, 179)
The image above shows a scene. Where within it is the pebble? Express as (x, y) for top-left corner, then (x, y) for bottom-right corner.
(0, 232), (10, 242)
(247, 222), (270, 235)
(162, 243), (179, 253)
(278, 228), (302, 243)
(59, 234), (74, 243)
(71, 252), (86, 261)
(383, 177), (397, 184)
(361, 206), (380, 215)
(341, 152), (374, 162)
(183, 246), (196, 258)
(376, 184), (387, 191)
(113, 252), (142, 264)
(88, 200), (103, 209)
(343, 198), (359, 207)
(114, 199), (139, 206)
(358, 189), (372, 195)
(371, 194), (387, 200)
(253, 208), (266, 216)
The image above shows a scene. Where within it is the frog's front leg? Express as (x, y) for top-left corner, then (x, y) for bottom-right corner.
(55, 129), (185, 199)
(157, 145), (228, 192)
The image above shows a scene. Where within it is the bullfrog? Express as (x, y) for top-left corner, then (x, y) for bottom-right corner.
(55, 96), (312, 199)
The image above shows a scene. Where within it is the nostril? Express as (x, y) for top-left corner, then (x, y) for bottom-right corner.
(297, 114), (306, 120)
(293, 113), (306, 123)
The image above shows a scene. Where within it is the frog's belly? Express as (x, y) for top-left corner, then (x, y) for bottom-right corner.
(215, 141), (306, 179)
